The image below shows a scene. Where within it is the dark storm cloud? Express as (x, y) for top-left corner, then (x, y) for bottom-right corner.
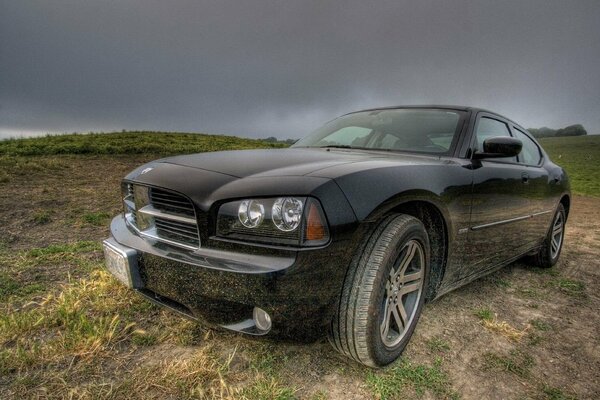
(1, 0), (599, 139)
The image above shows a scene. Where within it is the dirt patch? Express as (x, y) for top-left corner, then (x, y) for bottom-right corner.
(1, 155), (598, 399)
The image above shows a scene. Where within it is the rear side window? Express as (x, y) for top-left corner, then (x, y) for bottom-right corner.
(474, 117), (516, 162)
(513, 128), (542, 165)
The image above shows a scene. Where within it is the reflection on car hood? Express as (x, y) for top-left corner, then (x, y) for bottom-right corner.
(159, 148), (441, 178)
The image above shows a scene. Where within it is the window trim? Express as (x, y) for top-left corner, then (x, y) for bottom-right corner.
(510, 126), (545, 167)
(468, 113), (519, 165)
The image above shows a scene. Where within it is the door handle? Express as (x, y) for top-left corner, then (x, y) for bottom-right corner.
(521, 172), (529, 184)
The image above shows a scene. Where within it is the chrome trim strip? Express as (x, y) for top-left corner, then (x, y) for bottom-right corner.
(471, 215), (530, 230)
(111, 215), (294, 272)
(471, 209), (554, 231)
(138, 205), (197, 225)
(532, 210), (553, 217)
(125, 213), (199, 251)
(139, 230), (199, 251)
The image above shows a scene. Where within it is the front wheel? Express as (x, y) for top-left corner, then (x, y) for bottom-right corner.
(329, 214), (430, 367)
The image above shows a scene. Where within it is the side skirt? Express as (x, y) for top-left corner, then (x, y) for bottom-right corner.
(430, 244), (543, 301)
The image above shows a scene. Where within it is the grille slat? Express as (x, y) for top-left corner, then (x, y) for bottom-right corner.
(151, 201), (196, 213)
(151, 197), (191, 207)
(150, 188), (195, 217)
(155, 220), (199, 236)
(126, 183), (201, 249)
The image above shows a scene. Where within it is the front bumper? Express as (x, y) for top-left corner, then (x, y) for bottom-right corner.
(105, 215), (354, 339)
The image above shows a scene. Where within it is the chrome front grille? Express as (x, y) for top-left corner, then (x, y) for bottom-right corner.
(155, 218), (199, 247)
(123, 183), (200, 250)
(150, 188), (195, 217)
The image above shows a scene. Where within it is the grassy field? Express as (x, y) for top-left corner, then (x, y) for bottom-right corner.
(1, 131), (598, 196)
(0, 131), (286, 157)
(1, 132), (599, 399)
(539, 135), (600, 197)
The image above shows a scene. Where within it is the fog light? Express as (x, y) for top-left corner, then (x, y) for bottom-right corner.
(253, 307), (272, 332)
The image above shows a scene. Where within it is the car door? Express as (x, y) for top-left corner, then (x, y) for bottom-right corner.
(511, 126), (554, 244)
(463, 113), (534, 273)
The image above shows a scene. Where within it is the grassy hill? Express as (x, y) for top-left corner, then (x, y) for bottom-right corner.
(1, 131), (597, 196)
(539, 135), (600, 197)
(0, 131), (286, 156)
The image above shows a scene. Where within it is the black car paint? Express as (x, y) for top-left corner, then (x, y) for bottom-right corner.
(111, 106), (570, 339)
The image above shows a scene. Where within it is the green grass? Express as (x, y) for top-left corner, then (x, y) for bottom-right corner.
(240, 378), (298, 400)
(82, 211), (111, 226)
(539, 135), (600, 196)
(550, 278), (586, 298)
(32, 210), (53, 224)
(426, 337), (451, 353)
(530, 319), (552, 331)
(474, 307), (494, 321)
(0, 271), (45, 302)
(541, 385), (578, 400)
(0, 131), (287, 157)
(366, 358), (459, 399)
(482, 350), (534, 378)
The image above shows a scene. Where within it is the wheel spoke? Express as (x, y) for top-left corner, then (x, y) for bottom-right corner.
(553, 226), (562, 237)
(400, 269), (423, 284)
(399, 281), (421, 296)
(380, 238), (425, 348)
(394, 241), (417, 280)
(395, 301), (408, 328)
(380, 301), (392, 338)
(391, 305), (404, 330)
(551, 238), (558, 253)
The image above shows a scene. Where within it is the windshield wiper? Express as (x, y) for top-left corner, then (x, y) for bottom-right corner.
(318, 145), (353, 149)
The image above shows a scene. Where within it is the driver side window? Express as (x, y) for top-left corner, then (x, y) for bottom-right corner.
(475, 117), (517, 162)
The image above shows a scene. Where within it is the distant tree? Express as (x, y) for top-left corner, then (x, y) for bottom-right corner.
(262, 136), (278, 143)
(284, 138), (298, 145)
(528, 124), (587, 138)
(555, 124), (587, 137)
(528, 127), (556, 138)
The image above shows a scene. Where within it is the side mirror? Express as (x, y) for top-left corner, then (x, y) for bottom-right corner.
(473, 136), (522, 159)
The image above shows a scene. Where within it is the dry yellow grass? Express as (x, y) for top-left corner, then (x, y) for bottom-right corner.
(481, 317), (531, 342)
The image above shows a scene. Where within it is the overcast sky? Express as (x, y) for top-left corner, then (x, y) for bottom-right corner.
(1, 0), (599, 140)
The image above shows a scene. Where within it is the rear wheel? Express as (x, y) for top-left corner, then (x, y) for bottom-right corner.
(329, 214), (430, 367)
(530, 203), (566, 268)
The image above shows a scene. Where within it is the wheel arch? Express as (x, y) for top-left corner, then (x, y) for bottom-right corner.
(560, 194), (570, 220)
(363, 190), (451, 301)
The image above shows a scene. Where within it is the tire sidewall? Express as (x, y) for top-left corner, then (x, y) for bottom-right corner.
(367, 218), (430, 366)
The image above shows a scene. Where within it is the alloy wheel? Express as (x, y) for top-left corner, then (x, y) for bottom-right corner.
(550, 211), (564, 259)
(380, 239), (425, 347)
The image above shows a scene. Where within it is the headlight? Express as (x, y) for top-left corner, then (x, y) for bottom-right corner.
(216, 197), (329, 247)
(272, 197), (303, 231)
(238, 200), (265, 228)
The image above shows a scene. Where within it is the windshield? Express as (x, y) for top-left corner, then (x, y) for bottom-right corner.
(293, 109), (463, 154)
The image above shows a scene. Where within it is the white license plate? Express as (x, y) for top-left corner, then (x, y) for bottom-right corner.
(103, 241), (135, 288)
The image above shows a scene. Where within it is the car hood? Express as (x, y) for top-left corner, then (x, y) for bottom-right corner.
(158, 148), (434, 178)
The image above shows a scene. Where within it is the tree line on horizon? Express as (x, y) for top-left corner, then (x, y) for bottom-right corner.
(527, 124), (587, 138)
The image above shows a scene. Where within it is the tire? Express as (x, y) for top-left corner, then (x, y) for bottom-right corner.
(329, 214), (430, 367)
(530, 203), (566, 268)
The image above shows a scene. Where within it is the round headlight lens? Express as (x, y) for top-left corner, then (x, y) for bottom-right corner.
(238, 200), (265, 228)
(272, 197), (303, 231)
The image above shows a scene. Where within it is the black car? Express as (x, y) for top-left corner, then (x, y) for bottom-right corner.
(103, 106), (570, 367)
